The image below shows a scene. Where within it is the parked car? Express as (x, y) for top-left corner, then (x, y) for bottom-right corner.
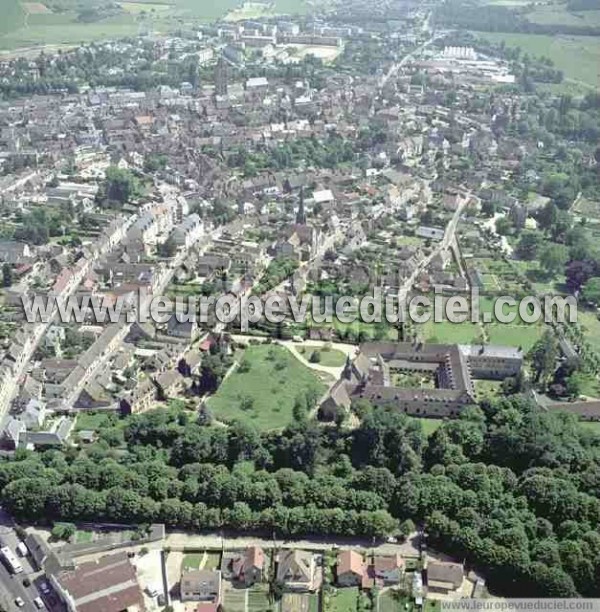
(34, 597), (45, 609)
(14, 598), (24, 608)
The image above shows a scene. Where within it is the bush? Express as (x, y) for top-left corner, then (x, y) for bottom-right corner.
(309, 351), (322, 363)
(51, 522), (76, 542)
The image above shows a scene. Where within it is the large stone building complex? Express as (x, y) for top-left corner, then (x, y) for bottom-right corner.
(321, 342), (523, 419)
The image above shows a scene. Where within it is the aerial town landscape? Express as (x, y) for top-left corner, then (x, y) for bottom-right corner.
(0, 0), (599, 609)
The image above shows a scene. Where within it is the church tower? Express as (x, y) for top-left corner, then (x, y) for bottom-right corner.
(215, 56), (228, 97)
(296, 187), (307, 225)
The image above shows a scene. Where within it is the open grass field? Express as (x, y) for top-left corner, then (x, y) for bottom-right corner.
(1, 0), (25, 36)
(0, 13), (141, 50)
(422, 319), (483, 344)
(296, 345), (347, 367)
(207, 344), (326, 430)
(474, 31), (600, 90)
(119, 1), (171, 14)
(225, 0), (311, 21)
(0, 0), (312, 52)
(486, 322), (543, 350)
(525, 4), (600, 28)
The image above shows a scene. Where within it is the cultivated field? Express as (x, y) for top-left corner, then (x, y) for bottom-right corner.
(0, 0), (313, 52)
(475, 31), (600, 90)
(525, 3), (600, 27)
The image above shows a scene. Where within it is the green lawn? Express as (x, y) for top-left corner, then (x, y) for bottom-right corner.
(474, 379), (503, 402)
(578, 310), (600, 353)
(204, 551), (221, 570)
(182, 553), (205, 571)
(75, 411), (124, 431)
(580, 421), (600, 435)
(331, 587), (359, 612)
(207, 345), (326, 430)
(181, 551), (221, 571)
(1, 0), (24, 36)
(74, 530), (94, 543)
(411, 417), (444, 436)
(474, 31), (600, 90)
(296, 345), (347, 367)
(486, 322), (543, 351)
(379, 591), (411, 612)
(423, 320), (483, 344)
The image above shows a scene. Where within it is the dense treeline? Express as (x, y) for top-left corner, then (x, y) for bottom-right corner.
(2, 397), (600, 596)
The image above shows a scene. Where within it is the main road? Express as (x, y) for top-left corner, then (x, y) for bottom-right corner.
(397, 197), (469, 307)
(379, 29), (439, 89)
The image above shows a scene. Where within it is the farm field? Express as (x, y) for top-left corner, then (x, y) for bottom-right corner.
(119, 1), (171, 14)
(0, 0), (312, 52)
(474, 32), (600, 90)
(525, 3), (600, 27)
(1, 0), (24, 36)
(207, 344), (326, 430)
(0, 13), (142, 51)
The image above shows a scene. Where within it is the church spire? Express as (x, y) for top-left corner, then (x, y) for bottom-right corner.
(296, 187), (307, 225)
